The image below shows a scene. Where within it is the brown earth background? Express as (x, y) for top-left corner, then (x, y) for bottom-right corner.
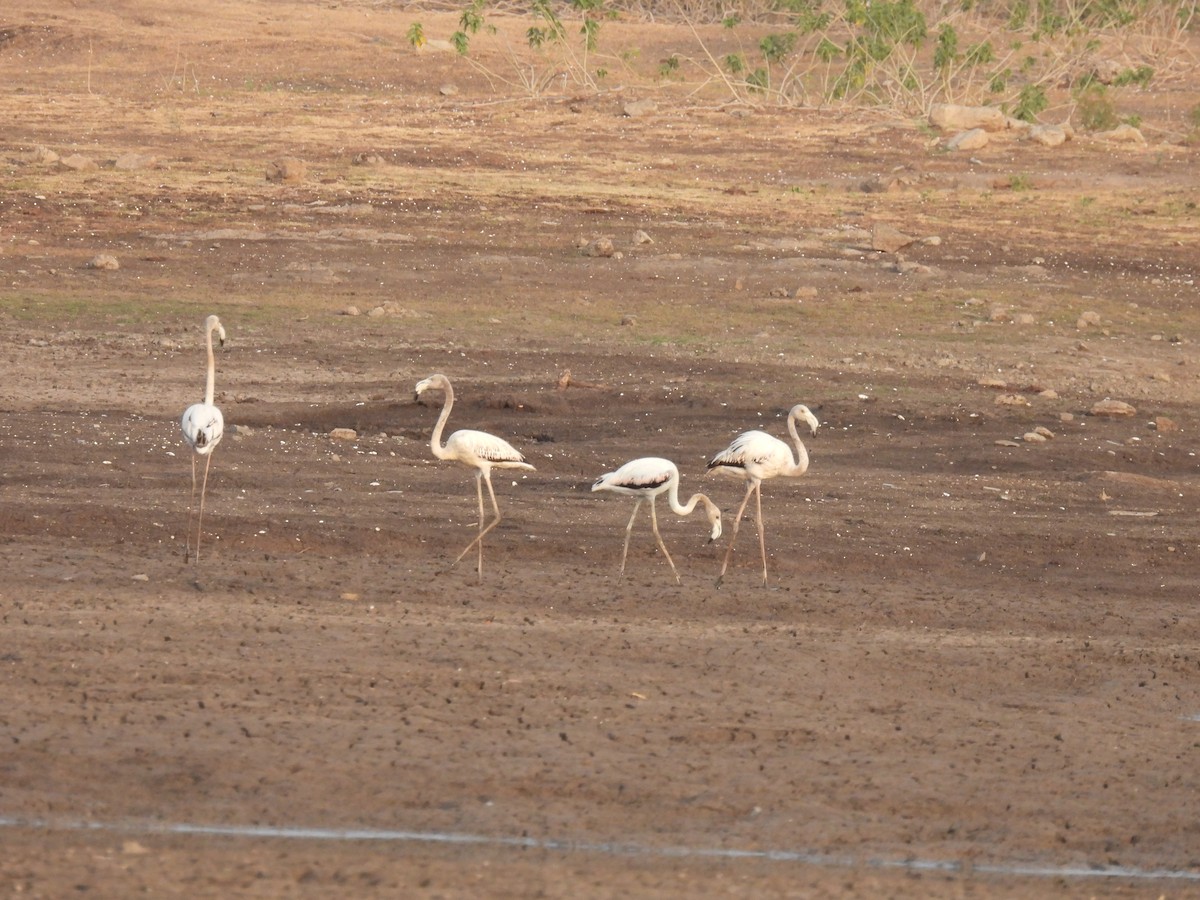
(1, 1), (1199, 896)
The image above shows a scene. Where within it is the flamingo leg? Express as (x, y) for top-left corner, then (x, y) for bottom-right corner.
(195, 452), (214, 563)
(185, 453), (198, 562)
(648, 497), (680, 584)
(455, 470), (504, 581)
(754, 482), (768, 585)
(618, 499), (642, 575)
(717, 479), (757, 586)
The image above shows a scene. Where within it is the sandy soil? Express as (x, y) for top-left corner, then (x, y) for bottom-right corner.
(2, 2), (1199, 896)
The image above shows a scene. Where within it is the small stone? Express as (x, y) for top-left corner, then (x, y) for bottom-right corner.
(1039, 389), (1059, 400)
(580, 237), (615, 257)
(1077, 310), (1102, 328)
(1090, 398), (1136, 417)
(1153, 416), (1179, 432)
(1022, 431), (1048, 443)
(1095, 124), (1146, 145)
(266, 158), (307, 183)
(631, 229), (653, 245)
(59, 153), (97, 171)
(367, 306), (386, 317)
(619, 315), (636, 326)
(994, 439), (1022, 447)
(329, 428), (358, 440)
(871, 223), (915, 253)
(438, 83), (459, 96)
(622, 99), (657, 117)
(996, 394), (1030, 407)
(343, 305), (361, 316)
(1034, 426), (1055, 438)
(1026, 125), (1068, 147)
(86, 254), (120, 271)
(946, 128), (990, 151)
(341, 592), (361, 601)
(1014, 313), (1036, 326)
(977, 378), (1007, 389)
(132, 574), (150, 582)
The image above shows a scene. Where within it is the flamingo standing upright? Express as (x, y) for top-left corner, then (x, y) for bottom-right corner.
(592, 456), (722, 583)
(180, 314), (226, 563)
(415, 373), (535, 580)
(707, 404), (819, 586)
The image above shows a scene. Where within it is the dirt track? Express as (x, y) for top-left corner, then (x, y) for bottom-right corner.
(2, 2), (1200, 896)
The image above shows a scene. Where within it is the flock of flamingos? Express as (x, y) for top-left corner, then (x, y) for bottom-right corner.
(180, 315), (820, 585)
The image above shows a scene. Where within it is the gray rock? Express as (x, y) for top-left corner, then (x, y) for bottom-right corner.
(622, 99), (657, 118)
(86, 254), (119, 271)
(1095, 124), (1146, 145)
(1026, 125), (1068, 147)
(1090, 398), (1136, 417)
(266, 158), (307, 183)
(871, 223), (915, 253)
(947, 128), (989, 151)
(930, 104), (1007, 132)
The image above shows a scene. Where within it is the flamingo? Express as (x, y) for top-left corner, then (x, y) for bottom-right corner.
(707, 404), (819, 586)
(415, 373), (535, 580)
(592, 457), (722, 583)
(180, 314), (226, 563)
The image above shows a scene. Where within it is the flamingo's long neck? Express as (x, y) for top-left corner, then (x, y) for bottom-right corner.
(664, 474), (705, 517)
(204, 322), (218, 406)
(785, 413), (811, 477)
(429, 380), (455, 461)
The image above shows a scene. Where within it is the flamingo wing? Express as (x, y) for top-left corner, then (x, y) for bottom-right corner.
(593, 457), (675, 494)
(447, 429), (531, 468)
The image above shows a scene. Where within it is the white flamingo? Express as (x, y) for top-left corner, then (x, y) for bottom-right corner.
(707, 404), (819, 586)
(592, 457), (722, 583)
(415, 373), (535, 580)
(180, 314), (226, 563)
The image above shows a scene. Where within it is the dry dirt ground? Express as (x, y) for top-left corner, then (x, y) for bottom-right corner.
(2, 1), (1200, 897)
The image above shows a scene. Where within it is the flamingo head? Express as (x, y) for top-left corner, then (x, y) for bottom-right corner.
(792, 404), (819, 436)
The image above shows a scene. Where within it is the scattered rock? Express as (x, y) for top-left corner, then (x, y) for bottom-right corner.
(871, 223), (915, 253)
(930, 104), (1007, 132)
(1152, 416), (1179, 433)
(994, 439), (1021, 447)
(1090, 398), (1136, 417)
(946, 128), (990, 151)
(266, 157), (307, 183)
(131, 574), (149, 582)
(1094, 124), (1146, 145)
(1026, 124), (1068, 147)
(631, 229), (653, 245)
(1013, 313), (1037, 326)
(1090, 58), (1124, 85)
(25, 145), (59, 164)
(343, 305), (361, 316)
(1039, 389), (1059, 400)
(86, 254), (120, 271)
(367, 306), (386, 317)
(580, 237), (615, 257)
(1077, 310), (1102, 328)
(977, 378), (1007, 389)
(340, 592), (361, 601)
(1022, 431), (1047, 443)
(995, 394), (1030, 407)
(861, 175), (904, 193)
(438, 83), (459, 97)
(59, 153), (97, 171)
(1034, 426), (1055, 438)
(622, 99), (657, 118)
(114, 152), (159, 170)
(619, 315), (636, 326)
(352, 153), (386, 166)
(329, 428), (358, 441)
